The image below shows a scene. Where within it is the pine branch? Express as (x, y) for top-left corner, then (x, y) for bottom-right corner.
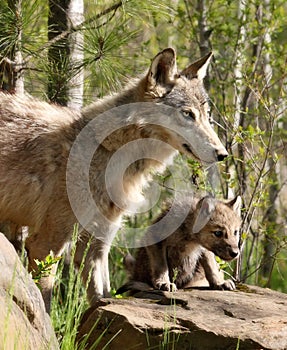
(22, 0), (124, 67)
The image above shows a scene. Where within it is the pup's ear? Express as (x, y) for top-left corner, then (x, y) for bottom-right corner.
(227, 196), (242, 217)
(181, 52), (212, 80)
(146, 48), (177, 96)
(193, 196), (216, 234)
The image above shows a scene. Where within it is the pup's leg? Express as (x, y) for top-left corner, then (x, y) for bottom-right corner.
(146, 244), (176, 292)
(201, 250), (235, 290)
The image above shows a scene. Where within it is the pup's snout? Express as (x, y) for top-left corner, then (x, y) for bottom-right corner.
(229, 249), (239, 259)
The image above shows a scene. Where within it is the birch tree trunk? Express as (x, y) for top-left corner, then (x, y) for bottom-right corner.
(196, 0), (210, 58)
(259, 0), (278, 286)
(233, 0), (247, 281)
(67, 0), (84, 110)
(12, 0), (24, 94)
(233, 0), (247, 130)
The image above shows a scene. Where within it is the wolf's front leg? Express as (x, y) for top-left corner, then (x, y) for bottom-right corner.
(74, 233), (111, 305)
(201, 250), (235, 290)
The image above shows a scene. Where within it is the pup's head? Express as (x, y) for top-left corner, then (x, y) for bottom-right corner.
(192, 196), (242, 261)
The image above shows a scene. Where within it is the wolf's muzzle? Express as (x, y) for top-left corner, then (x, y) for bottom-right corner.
(216, 149), (228, 162)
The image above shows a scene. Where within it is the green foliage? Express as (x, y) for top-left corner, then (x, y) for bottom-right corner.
(33, 254), (62, 287)
(51, 225), (91, 349)
(1, 0), (287, 346)
(45, 225), (122, 349)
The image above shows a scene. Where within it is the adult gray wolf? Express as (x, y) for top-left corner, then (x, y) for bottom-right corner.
(0, 48), (227, 311)
(118, 195), (242, 295)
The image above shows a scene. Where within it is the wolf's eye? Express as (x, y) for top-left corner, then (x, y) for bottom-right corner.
(182, 110), (196, 121)
(207, 110), (214, 124)
(213, 231), (223, 238)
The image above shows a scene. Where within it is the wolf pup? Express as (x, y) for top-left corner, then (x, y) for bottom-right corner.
(0, 48), (227, 311)
(120, 196), (242, 293)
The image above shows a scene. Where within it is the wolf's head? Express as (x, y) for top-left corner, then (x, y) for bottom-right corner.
(144, 48), (228, 164)
(192, 196), (242, 261)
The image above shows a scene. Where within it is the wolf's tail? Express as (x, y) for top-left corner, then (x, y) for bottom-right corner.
(115, 280), (166, 299)
(115, 281), (189, 308)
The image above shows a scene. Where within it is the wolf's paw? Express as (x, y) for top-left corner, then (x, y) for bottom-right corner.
(154, 280), (177, 292)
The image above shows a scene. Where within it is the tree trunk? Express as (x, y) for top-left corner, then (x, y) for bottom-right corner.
(67, 0), (84, 110)
(233, 0), (247, 130)
(48, 0), (70, 105)
(48, 0), (84, 107)
(0, 0), (24, 93)
(196, 0), (210, 58)
(258, 0), (277, 286)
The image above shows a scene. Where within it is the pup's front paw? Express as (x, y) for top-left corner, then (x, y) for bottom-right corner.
(211, 279), (236, 291)
(153, 280), (177, 292)
(221, 279), (236, 290)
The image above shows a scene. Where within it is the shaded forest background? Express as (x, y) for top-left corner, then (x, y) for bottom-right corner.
(0, 0), (287, 295)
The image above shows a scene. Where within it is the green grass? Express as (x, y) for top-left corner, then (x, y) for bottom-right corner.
(50, 225), (92, 349)
(50, 226), (123, 349)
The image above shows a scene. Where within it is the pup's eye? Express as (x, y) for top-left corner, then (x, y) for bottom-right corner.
(213, 231), (223, 238)
(182, 110), (196, 121)
(234, 230), (238, 236)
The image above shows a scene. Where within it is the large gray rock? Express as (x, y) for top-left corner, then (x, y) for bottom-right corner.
(78, 285), (287, 350)
(0, 232), (59, 350)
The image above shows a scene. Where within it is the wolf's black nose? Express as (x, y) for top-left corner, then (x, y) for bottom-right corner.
(216, 150), (228, 162)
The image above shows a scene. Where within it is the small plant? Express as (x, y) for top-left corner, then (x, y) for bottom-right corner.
(236, 337), (241, 350)
(32, 253), (62, 287)
(158, 268), (180, 350)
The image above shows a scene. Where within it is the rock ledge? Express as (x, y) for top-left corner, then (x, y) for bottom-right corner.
(78, 285), (287, 350)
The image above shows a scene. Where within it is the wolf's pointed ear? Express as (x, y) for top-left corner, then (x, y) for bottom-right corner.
(146, 48), (177, 95)
(227, 196), (242, 217)
(181, 52), (213, 80)
(193, 196), (216, 233)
